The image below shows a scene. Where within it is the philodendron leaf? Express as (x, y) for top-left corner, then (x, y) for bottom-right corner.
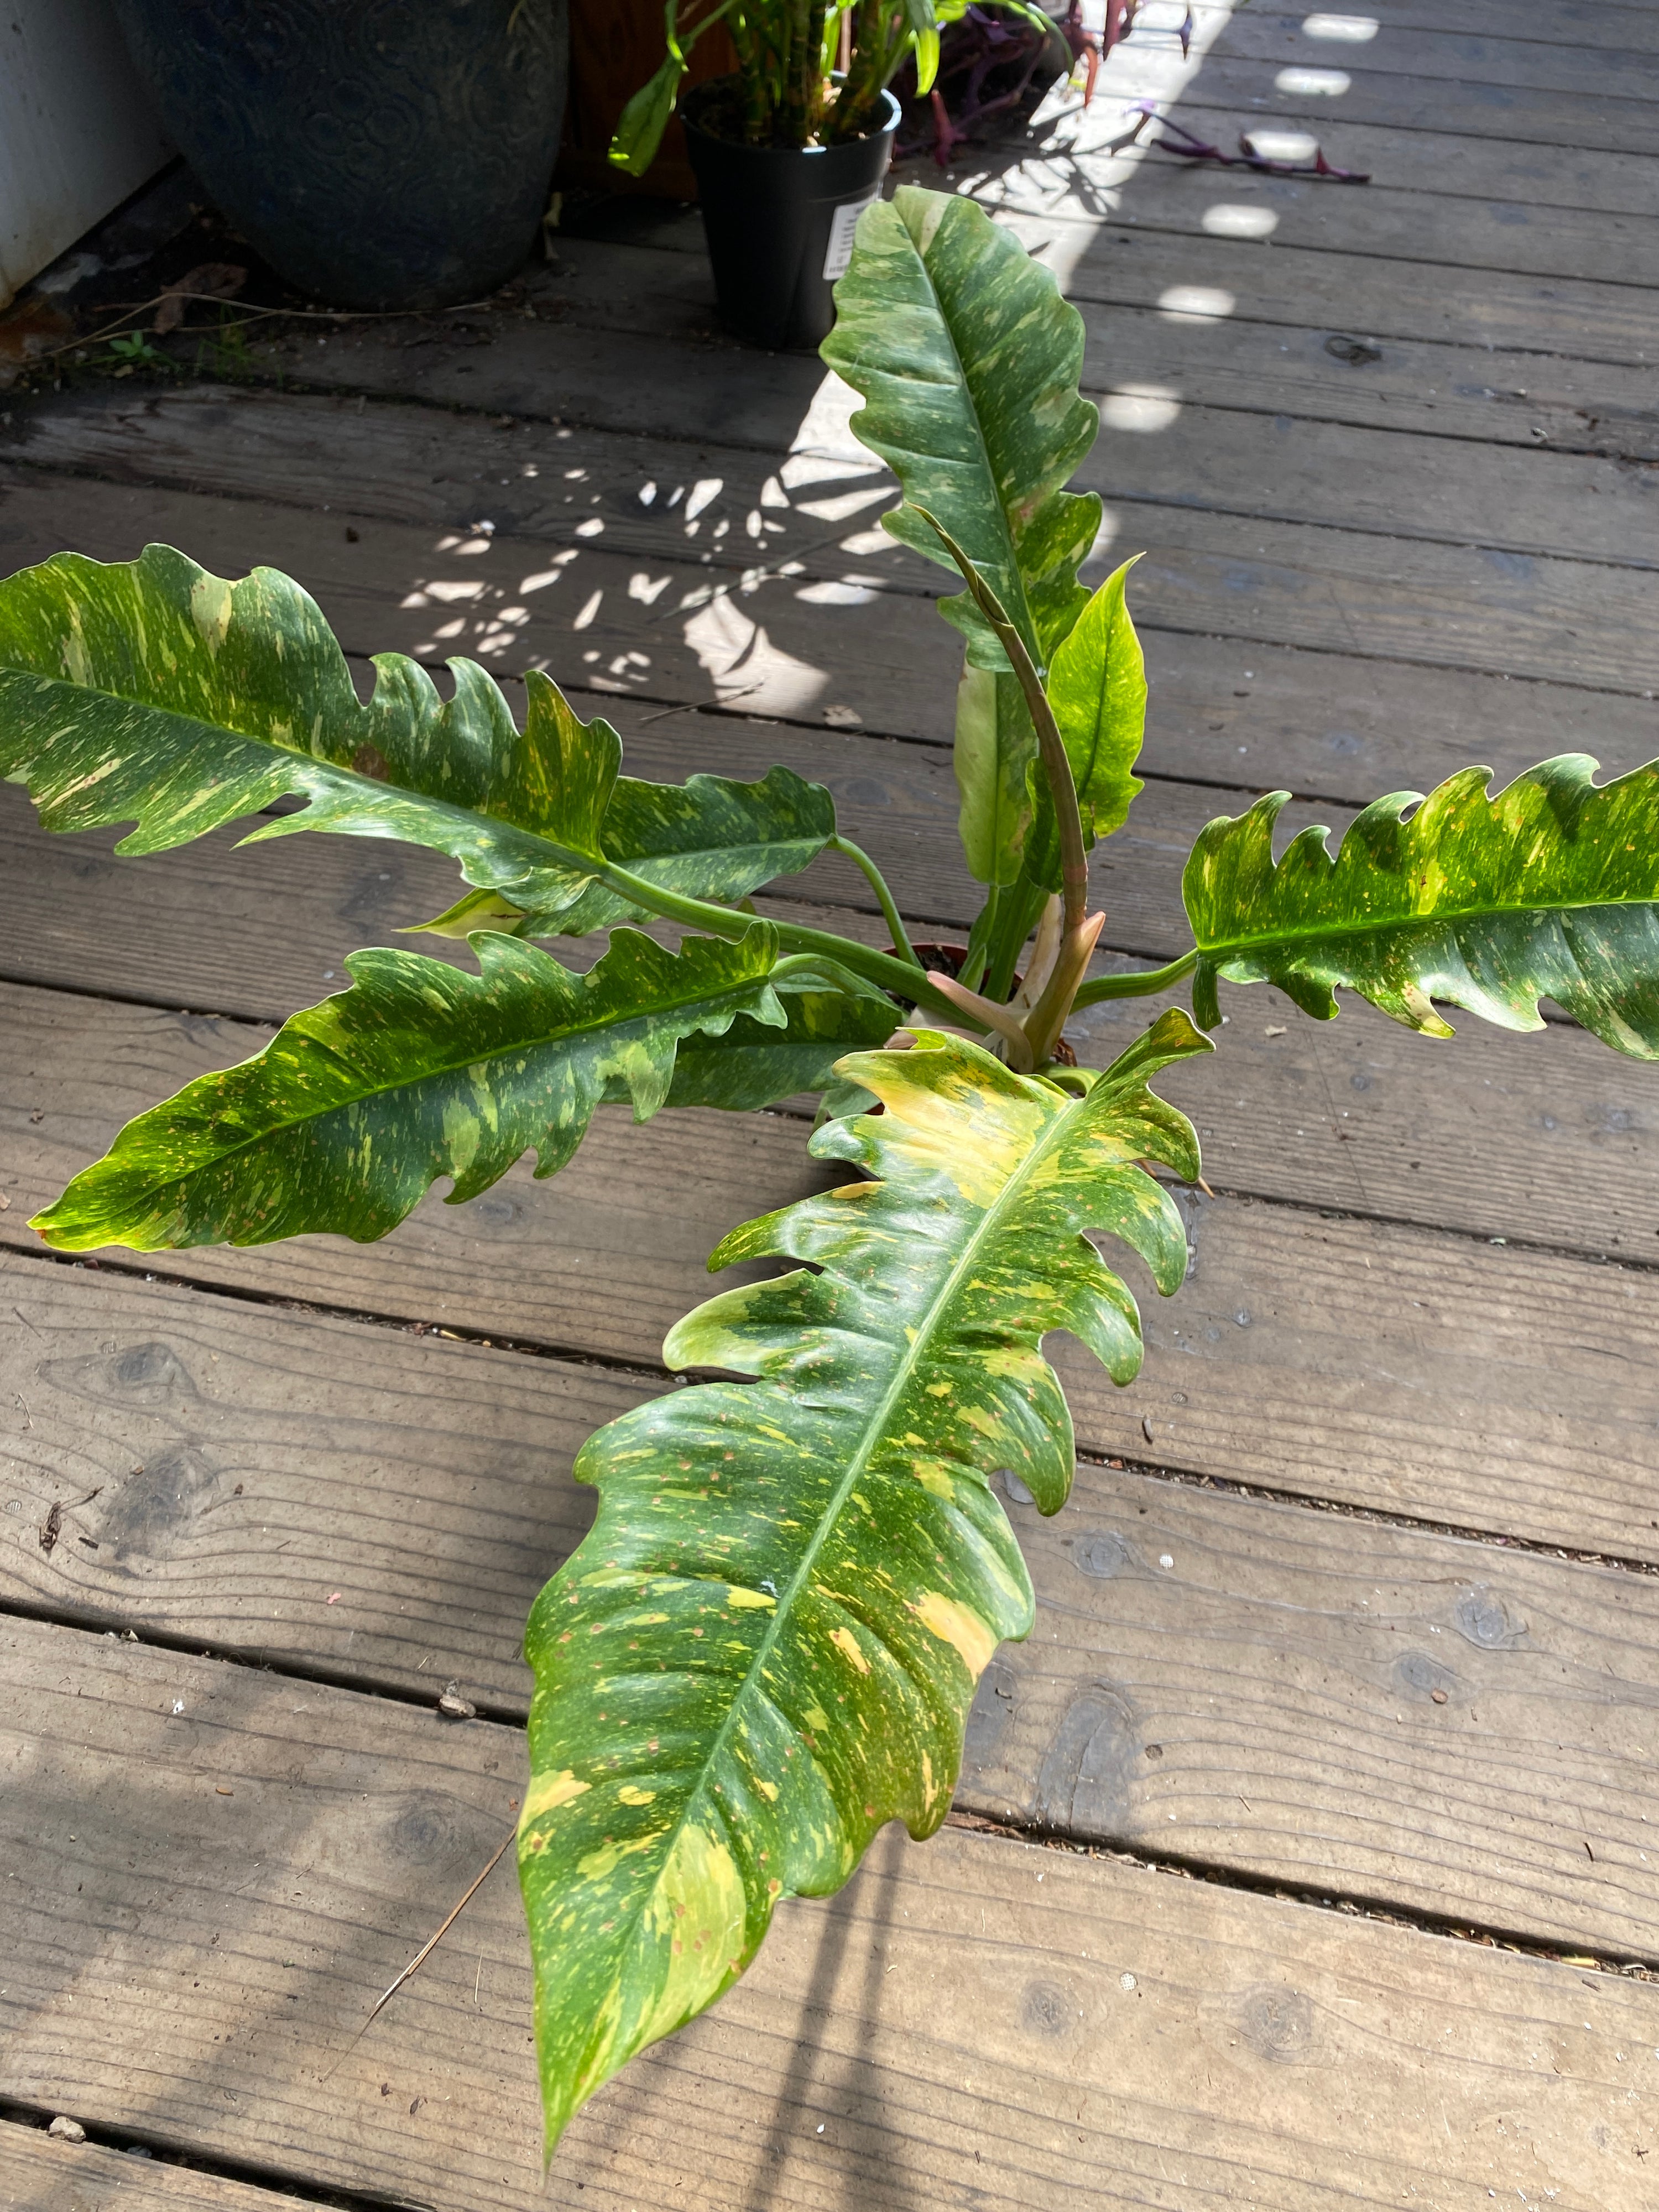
(638, 980), (899, 1113)
(608, 53), (686, 176)
(32, 926), (789, 1251)
(1019, 556), (1148, 898)
(1047, 556), (1147, 847)
(0, 546), (834, 923)
(823, 186), (1102, 673)
(476, 768), (837, 938)
(1185, 757), (1659, 1055)
(953, 661), (1036, 886)
(518, 1010), (1210, 2151)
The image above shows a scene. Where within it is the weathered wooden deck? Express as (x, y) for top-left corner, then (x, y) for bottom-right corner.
(4, 2), (1659, 2204)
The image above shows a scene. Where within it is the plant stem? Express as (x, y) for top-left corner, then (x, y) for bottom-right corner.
(828, 834), (921, 967)
(769, 950), (893, 1000)
(909, 508), (1089, 936)
(960, 886), (996, 992)
(1071, 947), (1198, 1007)
(1022, 911), (1103, 1066)
(983, 872), (1048, 1004)
(829, 0), (888, 137)
(595, 855), (980, 1029)
(785, 0), (827, 140)
(728, 11), (769, 138)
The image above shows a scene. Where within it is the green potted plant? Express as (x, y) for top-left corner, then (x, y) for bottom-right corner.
(609, 0), (1057, 345)
(3, 187), (1656, 2161)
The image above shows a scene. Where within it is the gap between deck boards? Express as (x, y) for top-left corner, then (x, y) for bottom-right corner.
(5, 1245), (1659, 1958)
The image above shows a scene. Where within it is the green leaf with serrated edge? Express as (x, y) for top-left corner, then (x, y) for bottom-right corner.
(410, 770), (836, 939)
(631, 983), (899, 1114)
(0, 546), (835, 924)
(517, 1011), (1209, 2152)
(822, 188), (1102, 675)
(520, 768), (837, 936)
(30, 927), (787, 1253)
(1184, 758), (1659, 1056)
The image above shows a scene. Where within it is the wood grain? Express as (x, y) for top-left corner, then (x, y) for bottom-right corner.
(5, 1257), (1659, 1948)
(7, 457), (1658, 731)
(6, 983), (1658, 1556)
(963, 1458), (1659, 1953)
(37, 232), (1659, 481)
(1196, 7), (1659, 101)
(15, 375), (1658, 575)
(1146, 102), (1659, 223)
(1353, 0), (1659, 49)
(0, 2124), (319, 2211)
(3, 1613), (1655, 2211)
(251, 225), (1659, 422)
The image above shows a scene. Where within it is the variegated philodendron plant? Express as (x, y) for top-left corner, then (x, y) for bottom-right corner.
(6, 187), (1657, 2153)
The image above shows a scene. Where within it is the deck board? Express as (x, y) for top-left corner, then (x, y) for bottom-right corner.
(0, 2126), (317, 2211)
(3, 1614), (1655, 2212)
(17, 379), (1659, 566)
(7, 462), (1659, 722)
(6, 1261), (1659, 1949)
(1207, 8), (1659, 97)
(3, 0), (1658, 2196)
(7, 984), (1659, 1560)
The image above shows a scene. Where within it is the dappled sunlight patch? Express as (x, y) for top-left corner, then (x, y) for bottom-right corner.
(1100, 385), (1182, 434)
(683, 592), (828, 716)
(1302, 12), (1378, 39)
(1202, 202), (1280, 240)
(1243, 128), (1320, 165)
(1276, 64), (1352, 95)
(1157, 284), (1237, 322)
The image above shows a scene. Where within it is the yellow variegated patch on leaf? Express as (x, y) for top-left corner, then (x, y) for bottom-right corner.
(519, 1010), (1210, 2152)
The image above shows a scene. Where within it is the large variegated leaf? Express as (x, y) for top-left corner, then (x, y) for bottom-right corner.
(419, 768), (837, 940)
(823, 187), (1101, 673)
(518, 1011), (1210, 2151)
(31, 926), (790, 1251)
(1185, 757), (1659, 1055)
(0, 545), (833, 921)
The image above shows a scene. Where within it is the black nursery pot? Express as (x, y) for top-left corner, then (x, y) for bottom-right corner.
(107, 0), (568, 311)
(682, 84), (900, 351)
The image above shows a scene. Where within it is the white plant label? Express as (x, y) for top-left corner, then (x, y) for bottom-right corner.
(823, 194), (878, 281)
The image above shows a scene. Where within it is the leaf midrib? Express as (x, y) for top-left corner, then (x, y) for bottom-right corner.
(639, 1078), (1070, 1908)
(1202, 883), (1659, 961)
(907, 224), (1041, 662)
(103, 959), (773, 1197)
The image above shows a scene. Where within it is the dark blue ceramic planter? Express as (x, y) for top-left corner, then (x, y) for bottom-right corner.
(109, 0), (568, 310)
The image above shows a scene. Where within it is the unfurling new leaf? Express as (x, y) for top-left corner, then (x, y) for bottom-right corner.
(518, 1013), (1210, 2151)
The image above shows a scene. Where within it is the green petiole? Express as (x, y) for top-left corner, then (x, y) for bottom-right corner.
(827, 834), (922, 969)
(1071, 948), (1198, 1008)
